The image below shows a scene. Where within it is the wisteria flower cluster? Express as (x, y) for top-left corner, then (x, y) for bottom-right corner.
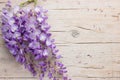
(1, 1), (71, 80)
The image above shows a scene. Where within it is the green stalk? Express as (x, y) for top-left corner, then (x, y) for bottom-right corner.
(34, 0), (37, 6)
(20, 0), (37, 7)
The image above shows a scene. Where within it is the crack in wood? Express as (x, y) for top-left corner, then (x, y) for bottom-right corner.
(50, 31), (67, 32)
(72, 42), (120, 44)
(55, 42), (120, 45)
(86, 77), (120, 78)
(0, 2), (6, 4)
(81, 66), (104, 69)
(76, 26), (99, 32)
(71, 75), (120, 78)
(0, 77), (120, 79)
(2, 76), (120, 78)
(0, 42), (120, 47)
(0, 77), (36, 79)
(51, 8), (81, 10)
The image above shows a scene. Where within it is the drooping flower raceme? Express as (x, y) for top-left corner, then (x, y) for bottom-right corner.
(1, 1), (71, 80)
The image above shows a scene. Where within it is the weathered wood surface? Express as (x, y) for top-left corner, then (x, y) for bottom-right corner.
(0, 0), (120, 80)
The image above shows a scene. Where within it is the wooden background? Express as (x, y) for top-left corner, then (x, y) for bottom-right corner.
(0, 0), (120, 80)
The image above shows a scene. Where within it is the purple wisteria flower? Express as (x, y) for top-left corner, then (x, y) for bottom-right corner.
(1, 1), (71, 80)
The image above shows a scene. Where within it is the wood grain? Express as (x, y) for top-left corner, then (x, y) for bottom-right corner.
(0, 0), (120, 80)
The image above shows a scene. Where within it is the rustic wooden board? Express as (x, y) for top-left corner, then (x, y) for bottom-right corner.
(0, 0), (120, 80)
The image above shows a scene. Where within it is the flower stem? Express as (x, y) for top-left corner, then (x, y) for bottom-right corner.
(34, 0), (37, 6)
(20, 0), (37, 7)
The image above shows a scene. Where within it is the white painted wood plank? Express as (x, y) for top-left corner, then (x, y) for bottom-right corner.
(0, 0), (120, 43)
(0, 44), (120, 79)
